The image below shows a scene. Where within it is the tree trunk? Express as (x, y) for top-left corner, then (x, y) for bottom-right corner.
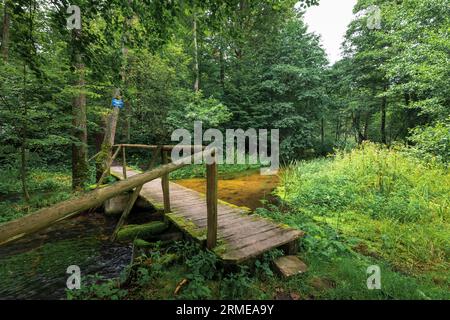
(320, 117), (325, 149)
(352, 112), (365, 144)
(95, 114), (107, 180)
(1, 0), (10, 61)
(381, 91), (387, 144)
(335, 114), (340, 143)
(219, 46), (225, 92)
(193, 13), (200, 92)
(71, 31), (88, 190)
(20, 64), (30, 201)
(363, 112), (370, 140)
(97, 105), (120, 182)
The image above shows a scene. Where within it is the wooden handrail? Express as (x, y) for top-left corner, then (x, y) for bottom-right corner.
(117, 144), (218, 249)
(91, 143), (219, 247)
(0, 150), (206, 246)
(113, 144), (206, 151)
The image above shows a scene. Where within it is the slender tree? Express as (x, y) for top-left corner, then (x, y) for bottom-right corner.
(1, 0), (10, 61)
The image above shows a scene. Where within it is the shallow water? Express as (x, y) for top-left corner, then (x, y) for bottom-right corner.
(0, 213), (132, 300)
(175, 170), (280, 210)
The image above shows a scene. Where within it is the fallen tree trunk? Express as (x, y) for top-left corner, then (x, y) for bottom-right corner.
(0, 151), (204, 246)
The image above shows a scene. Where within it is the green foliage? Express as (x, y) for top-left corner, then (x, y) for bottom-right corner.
(333, 0), (450, 147)
(219, 267), (254, 300)
(255, 249), (283, 280)
(0, 166), (72, 223)
(167, 90), (232, 131)
(274, 143), (449, 277)
(408, 119), (450, 164)
(169, 161), (261, 180)
(66, 275), (128, 300)
(171, 242), (217, 299)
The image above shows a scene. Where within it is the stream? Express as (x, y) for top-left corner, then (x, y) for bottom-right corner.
(0, 213), (132, 300)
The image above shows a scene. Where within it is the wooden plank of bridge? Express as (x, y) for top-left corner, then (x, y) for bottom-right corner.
(110, 166), (304, 264)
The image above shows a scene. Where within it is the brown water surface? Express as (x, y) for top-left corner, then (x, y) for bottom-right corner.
(175, 170), (280, 210)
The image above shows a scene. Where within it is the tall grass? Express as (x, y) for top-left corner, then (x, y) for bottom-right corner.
(276, 142), (449, 276)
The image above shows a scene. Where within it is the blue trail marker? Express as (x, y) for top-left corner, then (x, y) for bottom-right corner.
(112, 98), (124, 109)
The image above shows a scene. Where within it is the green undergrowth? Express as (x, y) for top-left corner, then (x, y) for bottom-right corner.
(265, 142), (449, 298)
(169, 163), (261, 180)
(67, 241), (277, 300)
(0, 166), (73, 223)
(256, 205), (449, 299)
(66, 232), (449, 300)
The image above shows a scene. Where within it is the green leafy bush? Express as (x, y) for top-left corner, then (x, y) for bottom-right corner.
(219, 267), (254, 300)
(66, 275), (128, 300)
(408, 119), (450, 164)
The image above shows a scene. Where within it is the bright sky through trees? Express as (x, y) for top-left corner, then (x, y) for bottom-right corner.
(303, 0), (357, 64)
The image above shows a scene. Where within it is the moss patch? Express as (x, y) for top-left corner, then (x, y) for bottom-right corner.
(117, 222), (168, 241)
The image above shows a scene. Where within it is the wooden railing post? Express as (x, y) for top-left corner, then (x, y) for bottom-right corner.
(161, 150), (171, 213)
(206, 149), (218, 249)
(122, 146), (127, 179)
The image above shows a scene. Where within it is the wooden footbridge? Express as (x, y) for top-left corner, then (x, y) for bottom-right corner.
(109, 144), (303, 263)
(0, 144), (303, 264)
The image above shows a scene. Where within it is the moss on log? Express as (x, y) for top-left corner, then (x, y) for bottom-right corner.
(133, 239), (153, 248)
(117, 221), (168, 241)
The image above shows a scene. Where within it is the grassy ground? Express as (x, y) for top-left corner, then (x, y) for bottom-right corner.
(276, 143), (449, 277)
(263, 142), (449, 298)
(0, 166), (73, 223)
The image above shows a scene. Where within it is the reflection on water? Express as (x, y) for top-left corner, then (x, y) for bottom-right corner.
(0, 213), (132, 300)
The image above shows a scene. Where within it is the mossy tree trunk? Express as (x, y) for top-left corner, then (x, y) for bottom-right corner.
(71, 29), (88, 190)
(1, 0), (10, 61)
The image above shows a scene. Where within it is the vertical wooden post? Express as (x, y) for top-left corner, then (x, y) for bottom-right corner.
(122, 146), (127, 179)
(206, 149), (218, 249)
(161, 150), (171, 213)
